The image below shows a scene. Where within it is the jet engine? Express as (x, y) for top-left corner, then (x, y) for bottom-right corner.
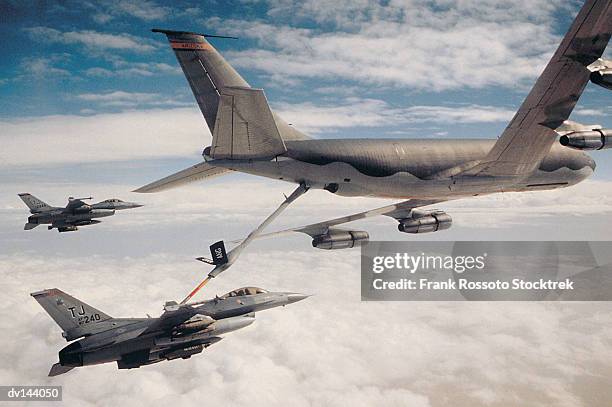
(559, 129), (612, 150)
(589, 58), (612, 91)
(398, 209), (452, 234)
(312, 229), (369, 250)
(58, 341), (83, 367)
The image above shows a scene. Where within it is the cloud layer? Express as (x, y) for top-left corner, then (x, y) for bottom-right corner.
(0, 108), (207, 168)
(0, 100), (516, 169)
(276, 99), (514, 133)
(24, 27), (159, 53)
(2, 170), (612, 406)
(3, 249), (612, 406)
(206, 0), (570, 91)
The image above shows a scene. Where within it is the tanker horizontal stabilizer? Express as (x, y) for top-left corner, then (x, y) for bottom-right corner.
(134, 162), (233, 193)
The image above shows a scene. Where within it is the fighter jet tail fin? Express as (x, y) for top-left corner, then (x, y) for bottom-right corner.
(31, 289), (112, 340)
(18, 193), (52, 213)
(48, 363), (74, 377)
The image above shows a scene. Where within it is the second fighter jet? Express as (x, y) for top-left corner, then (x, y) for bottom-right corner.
(18, 194), (142, 232)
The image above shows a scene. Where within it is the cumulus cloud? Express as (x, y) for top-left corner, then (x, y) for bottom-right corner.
(77, 91), (160, 104)
(3, 247), (612, 406)
(573, 107), (611, 117)
(203, 0), (570, 91)
(275, 99), (514, 133)
(75, 91), (190, 108)
(112, 0), (170, 21)
(24, 27), (159, 53)
(0, 108), (207, 168)
(0, 101), (514, 168)
(3, 177), (612, 247)
(84, 62), (180, 78)
(2, 162), (612, 406)
(18, 54), (72, 78)
(85, 0), (199, 25)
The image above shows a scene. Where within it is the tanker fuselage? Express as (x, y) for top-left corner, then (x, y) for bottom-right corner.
(210, 138), (595, 199)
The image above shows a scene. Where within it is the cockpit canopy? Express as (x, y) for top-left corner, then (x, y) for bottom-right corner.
(220, 287), (268, 299)
(102, 199), (123, 203)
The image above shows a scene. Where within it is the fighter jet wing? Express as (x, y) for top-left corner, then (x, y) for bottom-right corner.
(461, 0), (612, 177)
(237, 198), (449, 241)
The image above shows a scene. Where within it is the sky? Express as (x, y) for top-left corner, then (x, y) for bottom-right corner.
(1, 0), (612, 406)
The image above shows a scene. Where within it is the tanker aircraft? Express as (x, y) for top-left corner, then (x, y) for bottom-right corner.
(136, 0), (612, 250)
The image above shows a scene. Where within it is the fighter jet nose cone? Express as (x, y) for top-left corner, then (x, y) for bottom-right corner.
(286, 293), (310, 304)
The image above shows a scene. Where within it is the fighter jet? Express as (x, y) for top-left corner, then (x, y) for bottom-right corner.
(135, 0), (612, 248)
(18, 194), (142, 232)
(31, 287), (308, 376)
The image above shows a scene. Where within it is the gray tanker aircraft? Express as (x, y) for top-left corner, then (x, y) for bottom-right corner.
(136, 0), (612, 250)
(32, 287), (308, 376)
(19, 194), (142, 232)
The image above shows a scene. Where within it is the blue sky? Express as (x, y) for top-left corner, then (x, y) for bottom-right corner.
(1, 0), (610, 140)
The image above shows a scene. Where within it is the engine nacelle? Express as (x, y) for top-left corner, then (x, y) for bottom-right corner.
(312, 230), (369, 250)
(559, 129), (612, 150)
(398, 210), (452, 234)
